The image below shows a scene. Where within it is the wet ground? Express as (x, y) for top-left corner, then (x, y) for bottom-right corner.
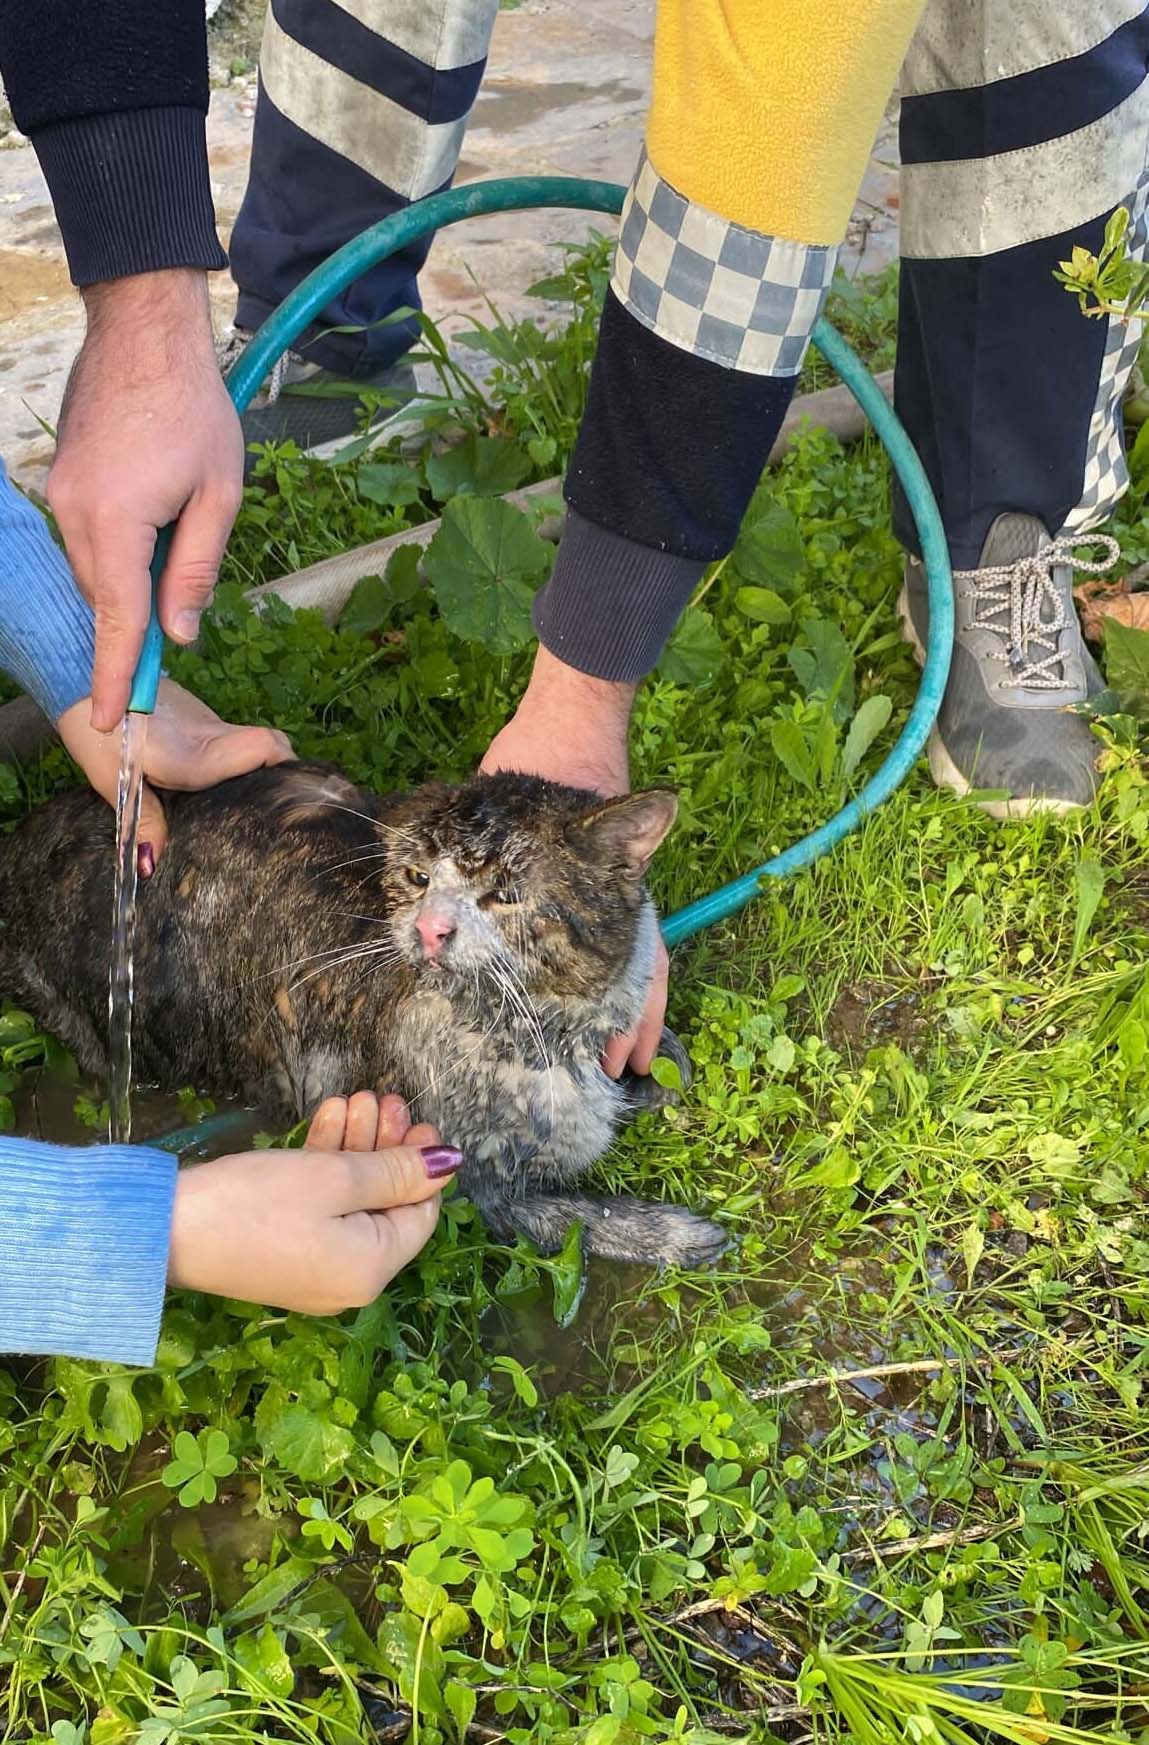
(0, 0), (901, 495)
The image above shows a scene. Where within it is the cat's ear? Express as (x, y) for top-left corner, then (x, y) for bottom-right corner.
(570, 788), (678, 877)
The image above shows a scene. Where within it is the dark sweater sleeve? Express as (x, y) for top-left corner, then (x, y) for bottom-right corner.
(534, 292), (798, 683)
(0, 0), (227, 286)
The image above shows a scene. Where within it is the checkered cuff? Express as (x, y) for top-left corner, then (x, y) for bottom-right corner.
(613, 148), (838, 378)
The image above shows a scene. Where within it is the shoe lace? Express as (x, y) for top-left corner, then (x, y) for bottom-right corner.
(215, 330), (290, 403)
(958, 534), (1120, 690)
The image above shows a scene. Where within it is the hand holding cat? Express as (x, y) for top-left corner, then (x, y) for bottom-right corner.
(481, 644), (669, 1080)
(167, 1091), (458, 1314)
(57, 677), (293, 869)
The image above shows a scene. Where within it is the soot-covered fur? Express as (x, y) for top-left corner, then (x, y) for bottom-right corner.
(0, 762), (726, 1268)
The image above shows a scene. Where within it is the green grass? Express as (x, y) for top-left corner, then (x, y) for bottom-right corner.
(1, 248), (1149, 1745)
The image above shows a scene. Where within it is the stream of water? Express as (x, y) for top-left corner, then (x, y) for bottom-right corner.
(108, 711), (148, 1144)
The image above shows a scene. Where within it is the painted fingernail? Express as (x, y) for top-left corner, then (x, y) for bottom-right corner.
(420, 1145), (464, 1178)
(173, 610), (201, 643)
(137, 841), (155, 880)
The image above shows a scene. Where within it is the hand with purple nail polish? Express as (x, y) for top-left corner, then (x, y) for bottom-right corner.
(168, 1090), (453, 1315)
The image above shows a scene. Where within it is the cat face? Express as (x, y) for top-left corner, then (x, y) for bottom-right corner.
(378, 773), (677, 1000)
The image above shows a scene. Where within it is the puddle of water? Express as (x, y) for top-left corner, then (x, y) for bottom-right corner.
(13, 1056), (260, 1159)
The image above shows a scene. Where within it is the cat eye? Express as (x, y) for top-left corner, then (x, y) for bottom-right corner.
(481, 887), (519, 908)
(405, 866), (430, 889)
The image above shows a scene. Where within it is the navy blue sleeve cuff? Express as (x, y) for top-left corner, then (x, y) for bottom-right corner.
(32, 107), (227, 287)
(533, 510), (704, 683)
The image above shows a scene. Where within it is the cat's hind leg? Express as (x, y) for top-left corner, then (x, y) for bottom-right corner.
(479, 1189), (729, 1268)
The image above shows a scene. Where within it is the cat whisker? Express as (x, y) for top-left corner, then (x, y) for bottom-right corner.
(239, 937), (390, 990)
(487, 957), (556, 1130)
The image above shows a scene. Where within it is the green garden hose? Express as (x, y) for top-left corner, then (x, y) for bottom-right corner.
(152, 175), (952, 1156)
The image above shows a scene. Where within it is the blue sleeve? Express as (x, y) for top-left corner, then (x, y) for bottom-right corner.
(0, 1138), (176, 1366)
(0, 459), (95, 721)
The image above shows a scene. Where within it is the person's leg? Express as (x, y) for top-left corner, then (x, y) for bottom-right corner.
(228, 0), (498, 397)
(894, 1), (1149, 812)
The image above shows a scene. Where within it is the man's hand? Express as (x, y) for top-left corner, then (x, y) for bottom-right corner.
(168, 1091), (458, 1315)
(56, 677), (294, 868)
(47, 269), (244, 731)
(481, 645), (670, 1077)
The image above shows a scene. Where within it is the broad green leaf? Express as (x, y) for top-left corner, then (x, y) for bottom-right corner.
(99, 1377), (143, 1453)
(841, 694), (892, 779)
(1027, 1132), (1081, 1176)
(234, 1624), (294, 1699)
(766, 1035), (796, 1073)
(735, 586), (790, 625)
(426, 434), (531, 501)
(379, 1608), (445, 1712)
(788, 618), (855, 722)
(549, 1219), (585, 1328)
(356, 461), (422, 509)
(770, 720), (816, 791)
(423, 497), (550, 653)
(732, 493), (805, 589)
(650, 1054), (683, 1091)
(258, 1403), (356, 1482)
(1103, 616), (1149, 716)
(339, 574), (391, 639)
(656, 606), (724, 685)
(446, 1682), (477, 1743)
(1071, 856), (1105, 966)
(791, 1148), (859, 1190)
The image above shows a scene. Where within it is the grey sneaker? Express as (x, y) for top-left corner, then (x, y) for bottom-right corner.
(217, 327), (416, 466)
(898, 514), (1119, 818)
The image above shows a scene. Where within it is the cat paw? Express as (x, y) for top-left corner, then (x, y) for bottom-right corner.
(619, 1025), (693, 1113)
(586, 1201), (730, 1268)
(649, 1208), (730, 1269)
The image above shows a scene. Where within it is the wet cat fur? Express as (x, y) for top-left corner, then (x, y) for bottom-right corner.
(0, 762), (726, 1268)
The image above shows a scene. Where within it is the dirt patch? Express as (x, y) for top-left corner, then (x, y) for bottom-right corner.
(0, 251), (73, 323)
(824, 977), (934, 1060)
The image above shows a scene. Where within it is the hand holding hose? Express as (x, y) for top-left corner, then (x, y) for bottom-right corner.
(46, 270), (243, 730)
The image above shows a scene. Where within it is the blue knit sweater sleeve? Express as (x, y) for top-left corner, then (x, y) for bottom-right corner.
(0, 463), (173, 1366)
(0, 459), (95, 720)
(0, 1139), (176, 1365)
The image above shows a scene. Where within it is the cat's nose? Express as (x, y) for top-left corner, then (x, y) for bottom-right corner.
(416, 910), (456, 958)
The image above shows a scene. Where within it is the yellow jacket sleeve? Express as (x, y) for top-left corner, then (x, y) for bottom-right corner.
(647, 0), (925, 244)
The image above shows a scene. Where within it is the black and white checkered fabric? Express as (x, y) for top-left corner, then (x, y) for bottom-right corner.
(612, 149), (838, 377)
(1064, 162), (1149, 535)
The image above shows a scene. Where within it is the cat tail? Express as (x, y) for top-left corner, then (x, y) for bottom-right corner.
(480, 1190), (729, 1269)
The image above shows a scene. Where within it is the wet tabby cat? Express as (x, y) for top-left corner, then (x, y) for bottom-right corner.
(0, 762), (726, 1267)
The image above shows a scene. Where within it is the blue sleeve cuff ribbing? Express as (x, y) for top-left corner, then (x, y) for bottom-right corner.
(0, 1139), (176, 1366)
(0, 461), (95, 721)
